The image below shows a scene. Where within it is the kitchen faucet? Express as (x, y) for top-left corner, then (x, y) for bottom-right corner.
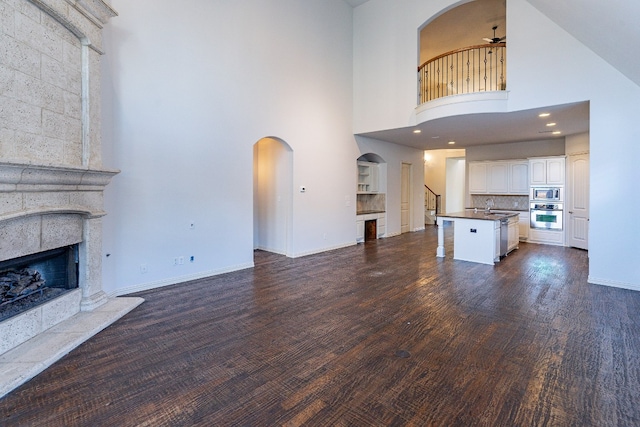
(485, 198), (494, 213)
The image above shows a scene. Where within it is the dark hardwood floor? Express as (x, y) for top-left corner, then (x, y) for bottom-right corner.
(2, 226), (640, 426)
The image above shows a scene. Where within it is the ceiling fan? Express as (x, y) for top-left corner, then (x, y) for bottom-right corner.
(483, 25), (506, 44)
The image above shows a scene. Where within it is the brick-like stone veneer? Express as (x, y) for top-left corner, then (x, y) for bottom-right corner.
(0, 0), (118, 354)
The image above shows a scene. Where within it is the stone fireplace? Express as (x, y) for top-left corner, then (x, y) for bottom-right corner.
(0, 0), (141, 396)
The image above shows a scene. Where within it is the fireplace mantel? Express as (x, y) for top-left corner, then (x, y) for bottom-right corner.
(0, 162), (119, 192)
(0, 0), (141, 397)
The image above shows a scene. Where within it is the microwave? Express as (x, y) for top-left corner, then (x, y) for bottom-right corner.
(530, 187), (563, 202)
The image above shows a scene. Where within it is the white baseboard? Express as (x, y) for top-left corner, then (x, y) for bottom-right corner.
(110, 262), (255, 297)
(254, 245), (287, 256)
(290, 241), (356, 258)
(588, 276), (640, 292)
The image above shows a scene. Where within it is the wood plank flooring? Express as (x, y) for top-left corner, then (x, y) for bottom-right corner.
(2, 226), (640, 426)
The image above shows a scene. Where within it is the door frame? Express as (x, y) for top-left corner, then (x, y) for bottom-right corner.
(401, 162), (413, 233)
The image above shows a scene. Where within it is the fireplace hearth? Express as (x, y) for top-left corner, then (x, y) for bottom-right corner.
(0, 0), (145, 399)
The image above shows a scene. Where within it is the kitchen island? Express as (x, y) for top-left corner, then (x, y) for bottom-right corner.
(436, 211), (519, 265)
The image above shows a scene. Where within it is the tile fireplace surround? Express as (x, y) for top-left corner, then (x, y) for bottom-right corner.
(0, 0), (142, 397)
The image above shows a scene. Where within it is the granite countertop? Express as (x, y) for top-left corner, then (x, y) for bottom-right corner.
(437, 210), (520, 221)
(466, 207), (528, 212)
(357, 210), (385, 215)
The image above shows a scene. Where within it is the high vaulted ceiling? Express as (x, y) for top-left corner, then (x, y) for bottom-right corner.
(346, 0), (640, 88)
(526, 0), (640, 88)
(346, 0), (640, 149)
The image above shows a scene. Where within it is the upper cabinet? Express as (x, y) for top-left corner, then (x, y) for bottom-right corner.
(509, 162), (529, 193)
(469, 160), (528, 195)
(468, 162), (488, 193)
(357, 161), (379, 193)
(487, 162), (509, 194)
(529, 157), (565, 185)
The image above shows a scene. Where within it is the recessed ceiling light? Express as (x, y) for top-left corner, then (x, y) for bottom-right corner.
(552, 131), (561, 135)
(539, 113), (551, 117)
(448, 141), (456, 145)
(413, 129), (421, 134)
(546, 122), (557, 127)
(431, 136), (440, 139)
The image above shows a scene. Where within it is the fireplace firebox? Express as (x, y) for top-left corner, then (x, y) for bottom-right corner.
(0, 246), (79, 322)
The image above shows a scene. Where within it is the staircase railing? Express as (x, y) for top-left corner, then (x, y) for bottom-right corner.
(418, 43), (506, 104)
(425, 185), (441, 214)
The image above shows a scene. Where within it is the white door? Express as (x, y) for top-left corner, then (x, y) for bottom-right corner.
(401, 163), (411, 234)
(567, 153), (589, 250)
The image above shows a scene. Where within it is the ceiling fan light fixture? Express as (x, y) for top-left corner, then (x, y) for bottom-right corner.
(483, 25), (506, 44)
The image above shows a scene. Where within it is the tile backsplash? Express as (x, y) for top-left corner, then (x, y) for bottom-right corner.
(357, 193), (386, 213)
(470, 195), (529, 210)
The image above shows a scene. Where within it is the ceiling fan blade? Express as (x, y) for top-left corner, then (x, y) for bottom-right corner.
(483, 38), (493, 42)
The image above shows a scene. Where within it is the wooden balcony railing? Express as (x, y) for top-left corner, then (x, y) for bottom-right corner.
(425, 184), (441, 214)
(418, 43), (506, 104)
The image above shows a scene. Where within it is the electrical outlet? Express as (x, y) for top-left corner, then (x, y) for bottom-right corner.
(174, 257), (179, 265)
(190, 256), (195, 262)
(178, 256), (184, 265)
(190, 222), (195, 230)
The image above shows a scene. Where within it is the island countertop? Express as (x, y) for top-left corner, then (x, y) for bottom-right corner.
(437, 211), (519, 221)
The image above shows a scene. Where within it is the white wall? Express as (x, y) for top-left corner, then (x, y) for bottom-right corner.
(101, 0), (359, 295)
(445, 158), (466, 213)
(465, 139), (565, 162)
(353, 0), (640, 289)
(565, 132), (589, 155)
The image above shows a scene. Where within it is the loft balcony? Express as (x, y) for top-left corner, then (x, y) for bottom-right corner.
(418, 43), (506, 105)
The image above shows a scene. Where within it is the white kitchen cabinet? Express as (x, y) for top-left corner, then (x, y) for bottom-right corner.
(494, 220), (501, 261)
(508, 217), (519, 252)
(468, 162), (488, 193)
(356, 219), (364, 243)
(356, 212), (385, 243)
(377, 213), (386, 237)
(487, 162), (509, 194)
(546, 158), (565, 184)
(529, 157), (565, 185)
(518, 212), (528, 240)
(469, 160), (528, 195)
(509, 161), (529, 194)
(529, 228), (564, 246)
(357, 161), (379, 193)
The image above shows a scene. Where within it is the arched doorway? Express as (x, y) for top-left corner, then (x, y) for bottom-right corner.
(253, 137), (293, 256)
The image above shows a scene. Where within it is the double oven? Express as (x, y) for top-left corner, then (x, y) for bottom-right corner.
(530, 187), (563, 230)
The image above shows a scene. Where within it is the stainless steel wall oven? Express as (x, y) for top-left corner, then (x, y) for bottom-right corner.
(530, 203), (563, 230)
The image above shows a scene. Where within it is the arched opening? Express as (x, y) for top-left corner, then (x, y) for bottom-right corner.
(356, 153), (387, 242)
(418, 0), (506, 102)
(253, 137), (293, 257)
